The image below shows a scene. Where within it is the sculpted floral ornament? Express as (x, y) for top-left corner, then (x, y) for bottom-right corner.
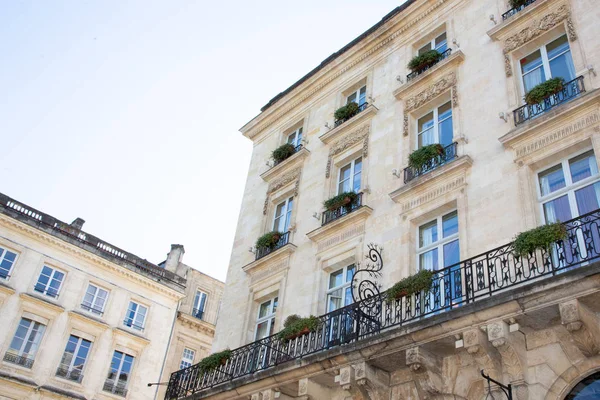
(325, 124), (370, 178)
(263, 167), (302, 215)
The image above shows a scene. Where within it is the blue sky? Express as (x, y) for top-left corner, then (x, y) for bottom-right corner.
(1, 1), (404, 281)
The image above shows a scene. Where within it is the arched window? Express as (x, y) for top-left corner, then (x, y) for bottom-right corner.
(565, 371), (600, 399)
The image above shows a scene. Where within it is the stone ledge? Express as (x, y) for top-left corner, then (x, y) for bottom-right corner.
(487, 0), (551, 41)
(306, 206), (373, 244)
(319, 105), (378, 144)
(260, 147), (310, 183)
(177, 311), (216, 336)
(242, 243), (297, 274)
(20, 292), (65, 314)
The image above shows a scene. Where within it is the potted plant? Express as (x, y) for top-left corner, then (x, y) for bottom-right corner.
(408, 50), (443, 73)
(334, 102), (360, 123)
(197, 349), (232, 373)
(509, 0), (529, 8)
(386, 269), (434, 303)
(323, 192), (359, 212)
(256, 231), (283, 250)
(524, 78), (565, 105)
(408, 143), (445, 170)
(513, 222), (567, 257)
(277, 314), (322, 342)
(272, 143), (297, 164)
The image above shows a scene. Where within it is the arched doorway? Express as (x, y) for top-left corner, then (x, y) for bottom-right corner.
(565, 371), (600, 399)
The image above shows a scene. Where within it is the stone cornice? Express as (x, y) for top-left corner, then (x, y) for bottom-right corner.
(242, 244), (296, 275)
(177, 312), (216, 336)
(306, 206), (373, 245)
(68, 310), (110, 333)
(113, 326), (150, 349)
(319, 105), (377, 144)
(260, 148), (310, 183)
(488, 0), (553, 41)
(20, 292), (65, 315)
(0, 281), (15, 297)
(0, 215), (185, 301)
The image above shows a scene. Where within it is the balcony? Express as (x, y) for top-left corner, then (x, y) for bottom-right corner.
(406, 48), (452, 82)
(56, 367), (84, 383)
(3, 352), (34, 368)
(334, 102), (369, 128)
(192, 309), (204, 320)
(255, 231), (290, 261)
(502, 0), (537, 20)
(273, 144), (303, 167)
(165, 209), (600, 400)
(103, 380), (128, 397)
(322, 192), (364, 226)
(403, 142), (458, 184)
(513, 76), (585, 126)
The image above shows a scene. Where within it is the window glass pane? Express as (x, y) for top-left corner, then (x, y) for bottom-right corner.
(255, 321), (270, 339)
(346, 92), (357, 105)
(443, 240), (460, 268)
(442, 212), (458, 237)
(418, 42), (432, 55)
(329, 269), (343, 289)
(435, 32), (447, 52)
(549, 53), (575, 82)
(521, 50), (544, 73)
(418, 112), (435, 148)
(539, 164), (566, 196)
(521, 50), (545, 93)
(345, 265), (355, 282)
(327, 288), (343, 312)
(344, 287), (353, 306)
(419, 220), (438, 248)
(569, 152), (598, 183)
(0, 248), (16, 278)
(353, 158), (362, 192)
(438, 104), (453, 147)
(272, 297), (278, 313)
(575, 182), (600, 216)
(9, 319), (30, 353)
(358, 86), (367, 106)
(546, 35), (570, 60)
(419, 248), (438, 271)
(258, 300), (271, 318)
(543, 195), (572, 223)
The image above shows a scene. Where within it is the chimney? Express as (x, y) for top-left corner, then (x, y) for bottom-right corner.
(70, 218), (85, 230)
(165, 244), (185, 274)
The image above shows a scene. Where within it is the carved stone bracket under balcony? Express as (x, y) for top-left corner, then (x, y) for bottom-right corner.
(559, 299), (600, 357)
(319, 104), (377, 145)
(461, 328), (503, 382)
(260, 146), (310, 183)
(406, 347), (444, 398)
(336, 362), (389, 400)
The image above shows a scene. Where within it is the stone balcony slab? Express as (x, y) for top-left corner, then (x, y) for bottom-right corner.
(260, 147), (310, 183)
(319, 105), (378, 144)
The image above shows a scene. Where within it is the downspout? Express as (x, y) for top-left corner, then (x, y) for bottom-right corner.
(153, 298), (181, 400)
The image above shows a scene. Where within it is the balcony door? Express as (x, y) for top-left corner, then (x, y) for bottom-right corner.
(520, 35), (575, 95)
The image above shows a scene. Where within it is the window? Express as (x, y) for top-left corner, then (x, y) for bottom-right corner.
(417, 102), (453, 149)
(273, 197), (293, 233)
(520, 35), (575, 95)
(104, 350), (134, 396)
(418, 211), (460, 272)
(538, 150), (600, 223)
(0, 246), (17, 280)
(418, 32), (447, 55)
(180, 348), (195, 369)
(326, 265), (355, 312)
(34, 265), (65, 298)
(57, 335), (92, 382)
(255, 296), (277, 340)
(123, 301), (147, 331)
(5, 318), (46, 367)
(346, 85), (367, 107)
(338, 158), (362, 194)
(193, 290), (207, 320)
(287, 127), (303, 148)
(82, 284), (108, 315)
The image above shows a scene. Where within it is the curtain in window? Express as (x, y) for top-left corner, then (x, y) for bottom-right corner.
(523, 68), (544, 93)
(419, 227), (436, 271)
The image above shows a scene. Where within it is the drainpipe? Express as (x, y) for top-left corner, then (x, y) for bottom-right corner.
(153, 299), (181, 400)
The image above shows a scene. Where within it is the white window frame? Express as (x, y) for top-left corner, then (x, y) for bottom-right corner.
(82, 283), (109, 315)
(346, 85), (367, 106)
(287, 127), (303, 148)
(417, 210), (459, 272)
(180, 348), (195, 369)
(8, 318), (46, 361)
(254, 296), (278, 340)
(34, 265), (65, 298)
(0, 246), (17, 280)
(58, 335), (92, 377)
(124, 301), (148, 331)
(326, 265), (355, 313)
(416, 101), (453, 150)
(418, 32), (447, 55)
(272, 197), (293, 233)
(337, 157), (362, 194)
(193, 290), (208, 319)
(106, 350), (134, 392)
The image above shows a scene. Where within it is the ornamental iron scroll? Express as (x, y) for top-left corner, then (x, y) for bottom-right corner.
(351, 244), (383, 327)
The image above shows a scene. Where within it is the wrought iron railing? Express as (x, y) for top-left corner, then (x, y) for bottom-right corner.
(322, 192), (364, 226)
(255, 231), (290, 260)
(334, 102), (369, 128)
(404, 142), (458, 184)
(81, 303), (104, 315)
(273, 144), (303, 167)
(3, 352), (34, 368)
(502, 0), (537, 20)
(406, 48), (452, 82)
(192, 309), (204, 320)
(165, 209), (600, 400)
(123, 319), (145, 331)
(56, 367), (84, 383)
(103, 380), (128, 397)
(513, 76), (585, 126)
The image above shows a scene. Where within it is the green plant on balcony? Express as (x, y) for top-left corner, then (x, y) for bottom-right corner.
(334, 102), (360, 123)
(256, 231), (284, 250)
(408, 143), (445, 170)
(386, 269), (434, 303)
(272, 143), (296, 164)
(524, 78), (565, 105)
(408, 50), (443, 72)
(278, 314), (321, 342)
(323, 191), (359, 212)
(509, 0), (529, 8)
(197, 349), (232, 373)
(513, 222), (567, 257)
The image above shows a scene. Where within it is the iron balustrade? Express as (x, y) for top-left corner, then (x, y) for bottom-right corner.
(273, 144), (303, 167)
(166, 209), (600, 399)
(192, 309), (204, 320)
(103, 380), (128, 397)
(3, 352), (34, 369)
(513, 76), (585, 126)
(123, 319), (145, 331)
(334, 102), (369, 128)
(502, 0), (537, 20)
(321, 192), (364, 226)
(404, 142), (458, 184)
(81, 303), (104, 316)
(255, 231), (290, 260)
(56, 367), (84, 383)
(406, 48), (453, 82)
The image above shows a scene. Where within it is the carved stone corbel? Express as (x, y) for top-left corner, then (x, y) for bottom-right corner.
(559, 299), (600, 357)
(352, 362), (390, 400)
(462, 328), (502, 381)
(406, 346), (443, 398)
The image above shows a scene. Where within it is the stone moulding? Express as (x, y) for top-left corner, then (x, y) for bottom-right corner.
(263, 167), (302, 215)
(319, 104), (377, 145)
(260, 147), (310, 183)
(325, 124), (370, 178)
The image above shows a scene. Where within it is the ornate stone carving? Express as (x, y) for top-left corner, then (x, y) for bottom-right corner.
(264, 167), (302, 215)
(325, 125), (370, 178)
(399, 174), (466, 212)
(451, 84), (459, 107)
(406, 347), (443, 397)
(503, 5), (576, 77)
(403, 115), (409, 137)
(559, 300), (600, 357)
(299, 378), (308, 395)
(405, 72), (456, 112)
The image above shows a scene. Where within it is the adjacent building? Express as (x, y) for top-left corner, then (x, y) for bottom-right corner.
(166, 0), (600, 399)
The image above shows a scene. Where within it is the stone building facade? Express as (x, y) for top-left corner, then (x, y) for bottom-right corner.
(166, 0), (600, 399)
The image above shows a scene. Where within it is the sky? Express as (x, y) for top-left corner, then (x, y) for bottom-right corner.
(0, 0), (404, 282)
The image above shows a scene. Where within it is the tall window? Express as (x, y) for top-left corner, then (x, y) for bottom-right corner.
(326, 265), (355, 312)
(418, 211), (460, 272)
(417, 102), (453, 149)
(193, 290), (207, 320)
(82, 284), (108, 315)
(6, 318), (46, 367)
(338, 158), (362, 194)
(57, 335), (92, 381)
(418, 32), (447, 55)
(538, 151), (600, 223)
(287, 127), (303, 148)
(346, 85), (367, 107)
(273, 197), (293, 233)
(34, 265), (65, 298)
(255, 296), (278, 340)
(520, 35), (575, 94)
(124, 301), (147, 331)
(105, 351), (134, 395)
(180, 348), (195, 369)
(0, 246), (17, 280)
